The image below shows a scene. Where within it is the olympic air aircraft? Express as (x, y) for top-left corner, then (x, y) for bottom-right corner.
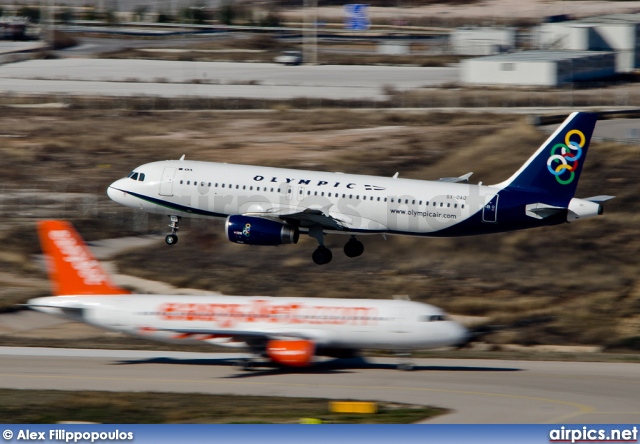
(28, 220), (468, 369)
(108, 112), (613, 265)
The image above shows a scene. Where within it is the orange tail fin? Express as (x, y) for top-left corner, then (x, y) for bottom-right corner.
(37, 220), (130, 296)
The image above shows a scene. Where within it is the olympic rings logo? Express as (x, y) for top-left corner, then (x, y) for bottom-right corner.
(546, 129), (585, 185)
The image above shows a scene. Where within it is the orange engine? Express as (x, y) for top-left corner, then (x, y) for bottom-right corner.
(266, 339), (315, 367)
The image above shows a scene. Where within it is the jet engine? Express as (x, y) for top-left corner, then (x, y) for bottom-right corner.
(225, 215), (299, 246)
(266, 339), (315, 367)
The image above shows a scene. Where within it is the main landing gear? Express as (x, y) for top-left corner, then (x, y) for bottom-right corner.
(165, 215), (181, 245)
(396, 352), (415, 371)
(309, 228), (364, 265)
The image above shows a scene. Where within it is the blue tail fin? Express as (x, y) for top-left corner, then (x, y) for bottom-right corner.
(495, 112), (598, 203)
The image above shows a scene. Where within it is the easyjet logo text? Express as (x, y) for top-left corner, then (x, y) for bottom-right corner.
(158, 300), (379, 328)
(48, 230), (108, 286)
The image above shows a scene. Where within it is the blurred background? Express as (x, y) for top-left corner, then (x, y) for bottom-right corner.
(0, 0), (639, 355)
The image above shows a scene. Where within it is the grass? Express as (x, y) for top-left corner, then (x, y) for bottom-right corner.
(0, 108), (639, 352)
(0, 390), (444, 424)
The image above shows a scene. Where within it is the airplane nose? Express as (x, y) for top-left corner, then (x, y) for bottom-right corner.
(107, 179), (128, 204)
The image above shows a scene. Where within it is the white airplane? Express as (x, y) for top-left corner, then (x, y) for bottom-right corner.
(28, 220), (469, 370)
(107, 112), (613, 265)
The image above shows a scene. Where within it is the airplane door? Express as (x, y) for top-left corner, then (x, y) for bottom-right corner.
(159, 167), (176, 196)
(482, 194), (499, 223)
(297, 187), (305, 201)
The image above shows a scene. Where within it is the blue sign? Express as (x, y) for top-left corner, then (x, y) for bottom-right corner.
(344, 4), (370, 31)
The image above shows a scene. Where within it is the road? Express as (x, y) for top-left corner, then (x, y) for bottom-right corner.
(0, 59), (457, 100)
(0, 347), (637, 424)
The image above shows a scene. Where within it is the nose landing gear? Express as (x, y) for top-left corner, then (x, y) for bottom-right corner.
(165, 215), (181, 245)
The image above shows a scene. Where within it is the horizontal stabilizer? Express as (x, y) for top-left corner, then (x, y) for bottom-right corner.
(525, 203), (565, 220)
(584, 195), (615, 203)
(439, 172), (473, 183)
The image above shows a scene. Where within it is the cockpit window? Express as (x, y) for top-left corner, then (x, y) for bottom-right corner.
(127, 172), (145, 181)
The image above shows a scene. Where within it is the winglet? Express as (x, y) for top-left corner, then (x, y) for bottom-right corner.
(37, 220), (130, 296)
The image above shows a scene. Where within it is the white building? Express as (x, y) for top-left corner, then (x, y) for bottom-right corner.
(461, 50), (616, 87)
(536, 14), (640, 72)
(450, 27), (516, 56)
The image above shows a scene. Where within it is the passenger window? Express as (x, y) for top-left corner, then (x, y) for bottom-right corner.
(187, 181), (190, 185)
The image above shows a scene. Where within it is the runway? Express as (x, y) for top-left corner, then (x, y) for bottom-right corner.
(0, 347), (637, 423)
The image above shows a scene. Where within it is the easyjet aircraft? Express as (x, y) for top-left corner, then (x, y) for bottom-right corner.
(108, 112), (613, 264)
(28, 220), (468, 370)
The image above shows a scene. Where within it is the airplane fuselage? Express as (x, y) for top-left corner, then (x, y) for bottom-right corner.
(30, 294), (468, 352)
(108, 160), (565, 237)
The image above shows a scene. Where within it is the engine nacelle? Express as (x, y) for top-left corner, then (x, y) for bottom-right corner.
(266, 339), (315, 367)
(225, 215), (299, 246)
(567, 198), (603, 222)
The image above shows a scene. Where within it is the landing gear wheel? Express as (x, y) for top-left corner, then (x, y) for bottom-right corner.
(343, 237), (364, 258)
(312, 246), (333, 265)
(239, 360), (257, 371)
(165, 234), (178, 245)
(397, 362), (414, 371)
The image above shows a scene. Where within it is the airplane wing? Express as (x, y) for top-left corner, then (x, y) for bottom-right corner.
(154, 326), (329, 347)
(244, 206), (349, 231)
